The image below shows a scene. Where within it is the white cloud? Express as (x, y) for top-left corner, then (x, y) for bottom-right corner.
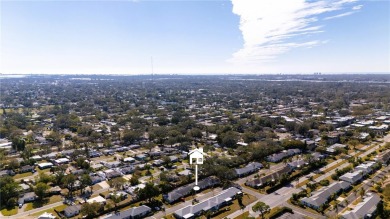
(229, 0), (361, 64)
(352, 5), (363, 10)
(324, 11), (355, 20)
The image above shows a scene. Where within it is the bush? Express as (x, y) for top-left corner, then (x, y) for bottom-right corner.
(319, 179), (330, 186)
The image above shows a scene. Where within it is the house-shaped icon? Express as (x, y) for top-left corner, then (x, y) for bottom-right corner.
(188, 148), (205, 165)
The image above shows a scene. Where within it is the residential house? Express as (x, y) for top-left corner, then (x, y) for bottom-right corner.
(178, 169), (192, 176)
(326, 132), (344, 145)
(42, 152), (58, 160)
(128, 144), (141, 150)
(104, 161), (121, 168)
(169, 155), (179, 163)
(31, 155), (42, 161)
(53, 158), (70, 165)
(301, 181), (351, 210)
(173, 187), (241, 219)
(0, 169), (15, 177)
(135, 154), (148, 161)
(153, 159), (164, 167)
(163, 176), (220, 204)
(326, 143), (347, 154)
(19, 165), (34, 173)
(91, 163), (104, 171)
(148, 151), (162, 157)
(91, 175), (105, 185)
(102, 205), (152, 219)
(369, 125), (389, 135)
(234, 162), (263, 178)
(18, 192), (37, 206)
(339, 170), (364, 184)
(376, 149), (390, 164)
(265, 149), (301, 163)
(64, 205), (82, 218)
(355, 161), (376, 175)
(123, 157), (136, 163)
(305, 140), (316, 151)
(245, 166), (293, 188)
(37, 212), (56, 219)
(72, 169), (86, 176)
(48, 186), (61, 195)
(86, 196), (106, 205)
(38, 162), (53, 170)
(287, 159), (306, 169)
(121, 166), (135, 175)
(105, 170), (122, 179)
(89, 151), (101, 158)
(19, 183), (31, 193)
(341, 193), (380, 219)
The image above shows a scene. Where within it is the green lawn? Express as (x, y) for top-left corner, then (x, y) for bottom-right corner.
(0, 206), (18, 216)
(25, 203), (34, 211)
(233, 211), (250, 219)
(383, 184), (390, 203)
(209, 193), (257, 219)
(13, 171), (33, 179)
(31, 204), (67, 218)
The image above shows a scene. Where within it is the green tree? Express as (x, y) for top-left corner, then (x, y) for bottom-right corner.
(81, 202), (101, 219)
(7, 158), (20, 171)
(0, 176), (21, 207)
(12, 137), (25, 151)
(122, 129), (141, 144)
(252, 201), (270, 219)
(80, 174), (92, 194)
(221, 131), (239, 148)
(62, 174), (77, 197)
(137, 182), (160, 203)
(130, 175), (139, 186)
(34, 182), (49, 200)
(109, 177), (127, 191)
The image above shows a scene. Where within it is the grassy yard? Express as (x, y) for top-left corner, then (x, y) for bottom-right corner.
(13, 171), (33, 179)
(0, 206), (18, 216)
(233, 211), (250, 219)
(31, 204), (67, 218)
(383, 184), (390, 203)
(25, 195), (63, 210)
(209, 193), (257, 219)
(25, 202), (34, 211)
(37, 168), (50, 174)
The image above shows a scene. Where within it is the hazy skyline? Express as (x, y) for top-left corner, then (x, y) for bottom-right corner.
(1, 0), (389, 74)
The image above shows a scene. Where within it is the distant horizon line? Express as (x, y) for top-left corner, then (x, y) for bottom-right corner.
(1, 72), (390, 76)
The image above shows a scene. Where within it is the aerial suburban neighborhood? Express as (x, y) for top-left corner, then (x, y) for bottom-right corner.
(0, 74), (389, 219)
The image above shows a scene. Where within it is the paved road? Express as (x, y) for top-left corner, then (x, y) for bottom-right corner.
(4, 134), (389, 219)
(283, 202), (326, 219)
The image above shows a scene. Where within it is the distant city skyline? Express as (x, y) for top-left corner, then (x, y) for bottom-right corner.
(1, 0), (389, 75)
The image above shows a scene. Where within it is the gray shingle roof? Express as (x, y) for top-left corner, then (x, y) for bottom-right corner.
(234, 162), (263, 176)
(104, 205), (151, 219)
(174, 187), (240, 218)
(341, 193), (380, 219)
(301, 181), (351, 208)
(163, 176), (220, 203)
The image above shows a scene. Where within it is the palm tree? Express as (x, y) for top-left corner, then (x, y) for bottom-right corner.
(334, 200), (339, 213)
(344, 199), (349, 207)
(360, 188), (365, 198)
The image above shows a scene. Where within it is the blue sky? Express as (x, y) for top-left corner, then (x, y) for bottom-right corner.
(1, 0), (389, 74)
